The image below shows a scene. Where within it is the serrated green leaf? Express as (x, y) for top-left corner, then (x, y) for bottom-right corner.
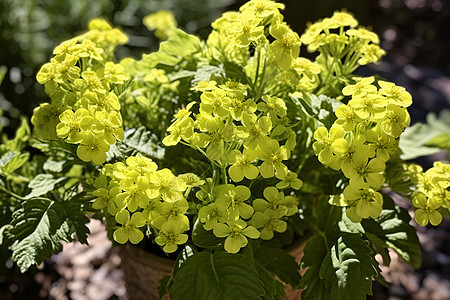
(0, 152), (29, 175)
(170, 252), (265, 300)
(121, 127), (165, 159)
(43, 160), (66, 173)
(223, 61), (249, 84)
(301, 206), (381, 300)
(300, 235), (328, 300)
(142, 29), (202, 68)
(310, 94), (340, 129)
(0, 117), (31, 153)
(425, 133), (450, 149)
(361, 195), (421, 269)
(400, 110), (450, 160)
(254, 246), (301, 287)
(192, 64), (225, 87)
(0, 152), (17, 168)
(327, 233), (377, 300)
(364, 232), (390, 266)
(25, 174), (66, 199)
(7, 197), (90, 272)
(254, 260), (285, 300)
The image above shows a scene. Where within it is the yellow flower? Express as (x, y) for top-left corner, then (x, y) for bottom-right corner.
(155, 221), (188, 253)
(380, 104), (410, 138)
(255, 139), (289, 179)
(343, 183), (383, 221)
(227, 149), (259, 182)
(215, 184), (254, 220)
(56, 108), (94, 143)
(412, 193), (442, 226)
(251, 210), (287, 240)
(239, 0), (285, 19)
(346, 27), (379, 43)
(378, 80), (412, 107)
(113, 210), (146, 244)
(76, 133), (110, 165)
(148, 169), (187, 202)
(275, 170), (303, 190)
(269, 23), (301, 70)
(213, 219), (260, 254)
(313, 125), (345, 165)
(334, 104), (361, 132)
(342, 152), (385, 189)
(342, 76), (377, 97)
(143, 10), (177, 40)
(231, 16), (265, 47)
(328, 11), (358, 28)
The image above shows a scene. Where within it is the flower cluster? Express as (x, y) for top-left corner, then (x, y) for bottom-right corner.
(301, 11), (385, 96)
(31, 19), (129, 165)
(315, 77), (412, 222)
(206, 0), (319, 93)
(163, 80), (303, 253)
(94, 155), (202, 252)
(143, 10), (178, 40)
(302, 11), (385, 64)
(408, 162), (450, 226)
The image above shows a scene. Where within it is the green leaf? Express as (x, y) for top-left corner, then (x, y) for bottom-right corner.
(6, 197), (90, 272)
(320, 233), (378, 300)
(192, 64), (225, 87)
(290, 94), (340, 129)
(142, 28), (202, 68)
(223, 61), (249, 84)
(364, 232), (390, 266)
(254, 246), (301, 287)
(170, 251), (265, 300)
(299, 235), (328, 299)
(115, 127), (165, 160)
(172, 244), (197, 278)
(43, 160), (66, 173)
(400, 110), (450, 160)
(0, 151), (29, 175)
(191, 219), (223, 249)
(425, 133), (450, 149)
(310, 94), (340, 129)
(158, 275), (171, 299)
(361, 194), (422, 269)
(301, 206), (381, 300)
(254, 260), (285, 300)
(25, 174), (66, 199)
(0, 117), (31, 153)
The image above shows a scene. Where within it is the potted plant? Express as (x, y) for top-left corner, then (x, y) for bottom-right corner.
(1, 0), (448, 299)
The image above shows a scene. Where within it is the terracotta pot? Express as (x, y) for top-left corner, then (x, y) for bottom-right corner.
(119, 244), (173, 300)
(119, 235), (311, 300)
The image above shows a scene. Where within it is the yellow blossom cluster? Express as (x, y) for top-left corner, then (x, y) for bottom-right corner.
(205, 0), (319, 92)
(301, 11), (385, 67)
(95, 155), (203, 252)
(31, 19), (129, 165)
(408, 162), (450, 226)
(314, 77), (412, 222)
(163, 79), (303, 253)
(143, 10), (178, 40)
